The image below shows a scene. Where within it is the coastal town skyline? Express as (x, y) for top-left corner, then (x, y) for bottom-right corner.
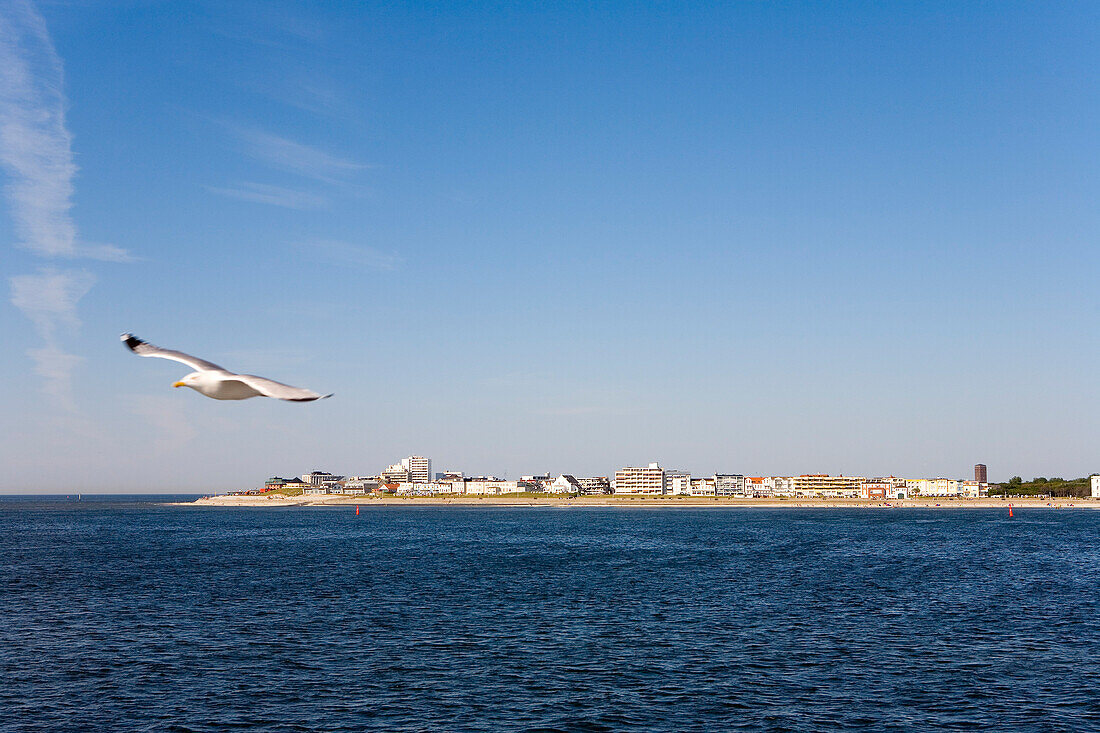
(239, 455), (1008, 499)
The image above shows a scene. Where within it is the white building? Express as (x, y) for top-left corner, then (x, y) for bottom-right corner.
(549, 475), (582, 494)
(689, 477), (716, 496)
(381, 464), (409, 483)
(1091, 475), (1100, 498)
(767, 476), (796, 497)
(715, 474), (746, 497)
(665, 470), (692, 495)
(302, 471), (341, 486)
(959, 481), (989, 498)
(614, 463), (665, 495)
(744, 477), (767, 497)
(401, 456), (432, 483)
(464, 480), (525, 495)
(907, 478), (959, 497)
(395, 482), (450, 495)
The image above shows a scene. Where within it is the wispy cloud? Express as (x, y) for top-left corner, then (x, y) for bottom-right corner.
(207, 181), (328, 210)
(0, 0), (130, 262)
(297, 239), (402, 271)
(28, 342), (84, 411)
(10, 268), (95, 337)
(0, 0), (77, 258)
(233, 126), (367, 183)
(0, 1), (126, 410)
(10, 268), (95, 410)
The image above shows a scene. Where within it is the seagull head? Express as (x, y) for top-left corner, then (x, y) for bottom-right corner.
(173, 372), (202, 389)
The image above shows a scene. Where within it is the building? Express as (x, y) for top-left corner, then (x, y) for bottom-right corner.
(302, 471), (341, 486)
(549, 475), (582, 494)
(959, 481), (989, 498)
(664, 470), (692, 495)
(715, 474), (746, 497)
(264, 477), (289, 491)
(394, 482), (450, 495)
(744, 477), (767, 497)
(381, 464), (410, 483)
(906, 478), (959, 497)
(463, 480), (525, 495)
(401, 456), (432, 483)
(789, 475), (864, 498)
(689, 477), (716, 496)
(614, 463), (665, 495)
(521, 475), (553, 491)
(576, 477), (611, 495)
(344, 477), (381, 494)
(859, 480), (890, 500)
(1091, 475), (1100, 498)
(769, 476), (797, 496)
(974, 464), (988, 483)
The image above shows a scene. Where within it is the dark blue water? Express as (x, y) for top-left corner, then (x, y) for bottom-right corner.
(2, 500), (1099, 732)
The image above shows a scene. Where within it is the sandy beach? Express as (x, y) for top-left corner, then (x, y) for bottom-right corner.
(178, 494), (1098, 509)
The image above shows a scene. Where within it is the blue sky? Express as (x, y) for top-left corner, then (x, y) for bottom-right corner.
(2, 1), (1098, 491)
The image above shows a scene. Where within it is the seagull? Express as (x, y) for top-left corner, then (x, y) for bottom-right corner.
(121, 334), (332, 402)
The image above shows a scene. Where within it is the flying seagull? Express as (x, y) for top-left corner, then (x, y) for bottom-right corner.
(121, 334), (331, 402)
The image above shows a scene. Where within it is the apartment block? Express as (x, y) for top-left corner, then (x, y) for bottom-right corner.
(789, 474), (864, 497)
(715, 474), (746, 497)
(906, 478), (959, 496)
(400, 456), (433, 483)
(576, 477), (611, 495)
(614, 463), (665, 495)
(665, 470), (692, 495)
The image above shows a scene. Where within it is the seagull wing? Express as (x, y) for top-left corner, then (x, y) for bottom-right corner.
(231, 374), (332, 402)
(121, 334), (226, 372)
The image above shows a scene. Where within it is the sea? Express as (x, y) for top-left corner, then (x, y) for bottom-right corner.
(2, 496), (1099, 732)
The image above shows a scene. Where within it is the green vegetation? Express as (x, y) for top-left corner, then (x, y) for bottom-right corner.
(262, 486), (304, 497)
(988, 476), (1092, 498)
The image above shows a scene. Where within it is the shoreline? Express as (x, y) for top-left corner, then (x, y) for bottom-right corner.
(174, 495), (1099, 509)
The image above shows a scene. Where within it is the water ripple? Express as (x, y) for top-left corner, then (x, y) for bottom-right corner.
(2, 504), (1099, 731)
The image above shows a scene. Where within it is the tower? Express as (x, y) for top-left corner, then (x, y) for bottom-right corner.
(974, 464), (987, 483)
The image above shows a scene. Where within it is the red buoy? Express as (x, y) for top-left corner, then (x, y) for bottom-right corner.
(355, 505), (360, 515)
(1008, 504), (1013, 518)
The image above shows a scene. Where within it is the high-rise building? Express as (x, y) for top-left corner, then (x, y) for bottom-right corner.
(614, 463), (665, 495)
(400, 456), (432, 483)
(974, 464), (987, 483)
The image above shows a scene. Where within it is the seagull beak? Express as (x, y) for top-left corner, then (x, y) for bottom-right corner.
(173, 381), (185, 388)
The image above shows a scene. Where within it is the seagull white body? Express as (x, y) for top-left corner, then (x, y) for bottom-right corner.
(121, 334), (331, 402)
